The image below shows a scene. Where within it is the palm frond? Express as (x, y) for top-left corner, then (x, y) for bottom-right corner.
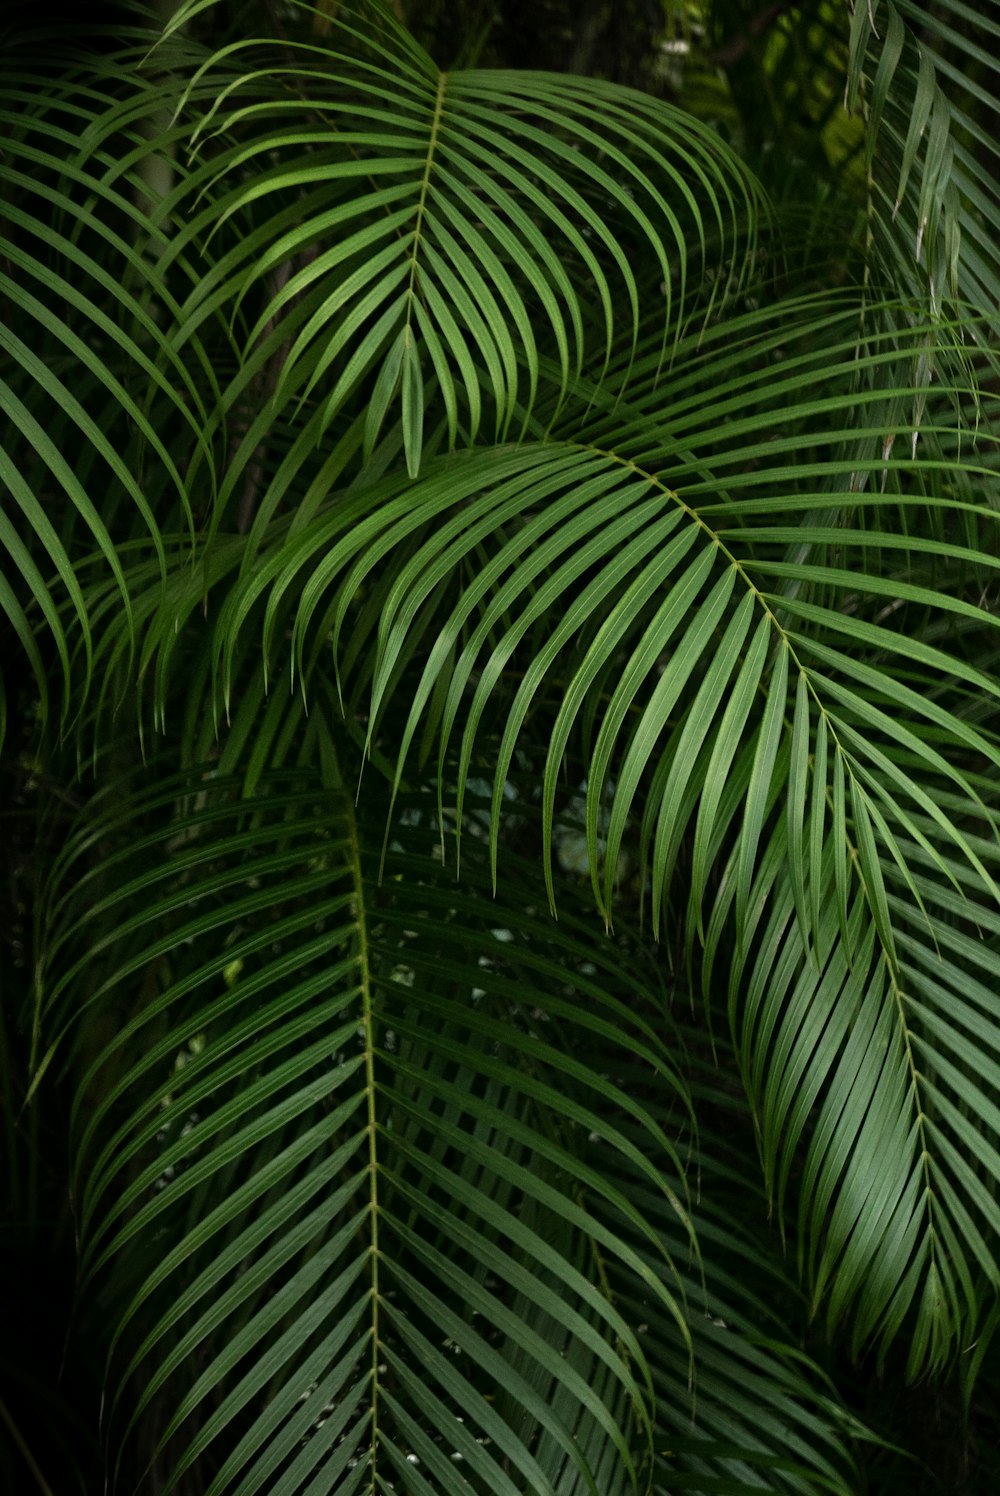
(847, 0), (1000, 342)
(613, 1070), (868, 1496)
(157, 0), (761, 514)
(0, 35), (221, 735)
(40, 767), (694, 1493)
(6, 0), (1000, 1483)
(186, 277), (1000, 1373)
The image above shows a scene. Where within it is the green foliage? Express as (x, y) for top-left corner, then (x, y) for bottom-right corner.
(3, 0), (1000, 1490)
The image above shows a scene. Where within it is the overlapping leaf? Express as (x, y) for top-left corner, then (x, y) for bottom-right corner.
(598, 1043), (866, 1496)
(0, 35), (221, 736)
(8, 0), (1000, 1485)
(846, 0), (1000, 362)
(192, 280), (1000, 1374)
(155, 0), (761, 514)
(39, 768), (693, 1494)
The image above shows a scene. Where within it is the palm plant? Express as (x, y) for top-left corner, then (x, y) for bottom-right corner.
(3, 0), (1000, 1490)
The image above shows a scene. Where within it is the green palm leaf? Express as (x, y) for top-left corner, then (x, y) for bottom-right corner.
(848, 0), (1000, 329)
(612, 1078), (867, 1495)
(40, 766), (694, 1492)
(191, 278), (1000, 1373)
(6, 0), (1000, 1485)
(0, 39), (220, 735)
(156, 0), (759, 500)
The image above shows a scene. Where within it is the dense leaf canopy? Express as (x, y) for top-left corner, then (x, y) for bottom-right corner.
(2, 0), (1000, 1492)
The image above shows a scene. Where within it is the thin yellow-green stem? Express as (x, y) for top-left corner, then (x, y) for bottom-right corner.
(345, 796), (382, 1487)
(404, 69), (447, 330)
